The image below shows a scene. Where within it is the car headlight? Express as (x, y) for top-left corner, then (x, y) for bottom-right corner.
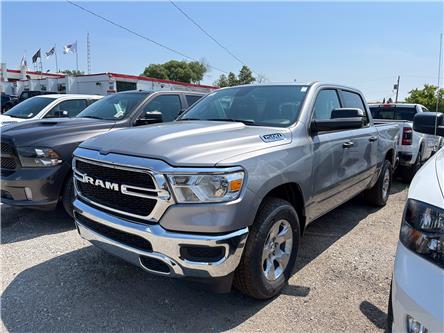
(17, 147), (62, 167)
(400, 199), (444, 268)
(167, 171), (244, 203)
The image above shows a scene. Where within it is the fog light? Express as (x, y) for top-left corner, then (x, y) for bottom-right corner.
(24, 187), (33, 200)
(407, 315), (428, 333)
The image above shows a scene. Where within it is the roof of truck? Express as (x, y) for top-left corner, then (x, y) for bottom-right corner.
(37, 94), (103, 99)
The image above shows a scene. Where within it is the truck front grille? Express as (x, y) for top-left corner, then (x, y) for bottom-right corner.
(0, 141), (18, 170)
(74, 159), (159, 219)
(1, 157), (16, 170)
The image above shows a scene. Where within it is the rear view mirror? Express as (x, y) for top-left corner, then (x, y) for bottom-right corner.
(413, 112), (444, 137)
(54, 110), (69, 118)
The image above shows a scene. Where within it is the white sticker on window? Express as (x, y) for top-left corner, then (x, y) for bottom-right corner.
(301, 86), (308, 92)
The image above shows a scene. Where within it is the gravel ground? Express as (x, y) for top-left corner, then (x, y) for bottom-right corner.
(1, 181), (408, 333)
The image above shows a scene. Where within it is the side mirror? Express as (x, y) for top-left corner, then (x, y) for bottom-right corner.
(413, 112), (444, 137)
(311, 108), (364, 132)
(135, 111), (163, 126)
(54, 110), (69, 118)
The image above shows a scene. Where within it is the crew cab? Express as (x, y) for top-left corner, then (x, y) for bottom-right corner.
(369, 103), (441, 181)
(0, 94), (102, 126)
(0, 90), (205, 217)
(71, 83), (399, 299)
(387, 112), (444, 333)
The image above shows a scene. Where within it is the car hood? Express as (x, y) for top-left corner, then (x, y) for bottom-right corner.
(436, 148), (444, 200)
(0, 114), (27, 126)
(80, 120), (292, 166)
(1, 118), (116, 147)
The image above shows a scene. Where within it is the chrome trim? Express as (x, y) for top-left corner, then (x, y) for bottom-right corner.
(74, 199), (248, 278)
(72, 155), (174, 222)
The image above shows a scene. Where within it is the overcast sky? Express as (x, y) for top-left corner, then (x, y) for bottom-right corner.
(2, 1), (443, 100)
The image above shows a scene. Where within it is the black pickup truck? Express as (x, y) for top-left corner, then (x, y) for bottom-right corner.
(1, 90), (205, 216)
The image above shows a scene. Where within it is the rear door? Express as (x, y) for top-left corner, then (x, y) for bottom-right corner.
(338, 90), (378, 191)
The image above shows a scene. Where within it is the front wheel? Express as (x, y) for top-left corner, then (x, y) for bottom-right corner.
(234, 198), (300, 299)
(364, 159), (392, 207)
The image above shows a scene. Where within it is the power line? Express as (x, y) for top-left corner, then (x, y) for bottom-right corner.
(169, 0), (260, 75)
(65, 0), (228, 74)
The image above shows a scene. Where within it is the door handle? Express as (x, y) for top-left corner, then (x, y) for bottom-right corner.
(343, 141), (354, 148)
(369, 136), (378, 142)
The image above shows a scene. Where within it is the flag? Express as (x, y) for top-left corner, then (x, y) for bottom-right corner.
(63, 41), (77, 54)
(45, 46), (55, 59)
(20, 55), (27, 68)
(32, 49), (41, 63)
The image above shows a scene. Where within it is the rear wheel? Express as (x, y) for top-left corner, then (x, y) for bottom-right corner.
(234, 198), (300, 299)
(62, 176), (75, 218)
(364, 159), (392, 207)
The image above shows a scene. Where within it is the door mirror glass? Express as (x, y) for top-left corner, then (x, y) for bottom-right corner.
(413, 112), (444, 137)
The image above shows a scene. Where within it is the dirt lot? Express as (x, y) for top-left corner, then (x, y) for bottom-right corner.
(1, 181), (408, 333)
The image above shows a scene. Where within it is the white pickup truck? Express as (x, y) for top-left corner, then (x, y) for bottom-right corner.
(369, 103), (442, 181)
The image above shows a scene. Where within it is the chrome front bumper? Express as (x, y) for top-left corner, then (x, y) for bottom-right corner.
(74, 199), (248, 279)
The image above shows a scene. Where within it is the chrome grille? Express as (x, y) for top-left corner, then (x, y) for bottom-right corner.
(73, 157), (170, 221)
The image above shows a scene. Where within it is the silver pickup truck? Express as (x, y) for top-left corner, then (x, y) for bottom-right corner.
(72, 82), (399, 299)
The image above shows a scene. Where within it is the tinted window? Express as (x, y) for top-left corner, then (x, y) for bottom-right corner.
(143, 95), (182, 122)
(44, 99), (87, 118)
(77, 93), (149, 120)
(369, 106), (417, 121)
(4, 96), (56, 119)
(313, 89), (341, 120)
(341, 90), (369, 124)
(180, 86), (308, 127)
(186, 95), (203, 107)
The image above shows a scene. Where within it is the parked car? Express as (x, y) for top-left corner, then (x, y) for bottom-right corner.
(387, 112), (444, 333)
(369, 103), (441, 181)
(1, 90), (58, 112)
(71, 83), (400, 299)
(0, 90), (205, 217)
(0, 94), (102, 126)
(1, 92), (15, 113)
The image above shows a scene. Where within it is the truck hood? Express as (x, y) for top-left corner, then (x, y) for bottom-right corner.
(1, 118), (116, 147)
(80, 120), (292, 166)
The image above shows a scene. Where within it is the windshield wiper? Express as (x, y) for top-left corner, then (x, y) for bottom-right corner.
(80, 115), (103, 120)
(206, 118), (256, 125)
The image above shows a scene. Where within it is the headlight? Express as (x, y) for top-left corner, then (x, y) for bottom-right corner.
(400, 199), (444, 268)
(167, 171), (244, 203)
(17, 147), (62, 167)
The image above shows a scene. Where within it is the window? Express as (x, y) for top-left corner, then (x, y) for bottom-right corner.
(185, 95), (203, 107)
(180, 86), (308, 127)
(77, 93), (149, 120)
(45, 99), (87, 118)
(143, 95), (182, 122)
(369, 105), (417, 121)
(4, 96), (56, 119)
(313, 89), (341, 120)
(341, 90), (369, 124)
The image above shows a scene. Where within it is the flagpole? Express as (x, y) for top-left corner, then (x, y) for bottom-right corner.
(76, 40), (79, 72)
(55, 45), (59, 73)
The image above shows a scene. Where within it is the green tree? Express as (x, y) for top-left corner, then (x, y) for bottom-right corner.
(405, 84), (444, 113)
(238, 65), (255, 85)
(60, 69), (84, 76)
(214, 66), (256, 87)
(141, 60), (207, 84)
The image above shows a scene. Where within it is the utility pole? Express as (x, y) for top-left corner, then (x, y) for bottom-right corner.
(87, 32), (91, 74)
(394, 75), (400, 102)
(435, 33), (443, 113)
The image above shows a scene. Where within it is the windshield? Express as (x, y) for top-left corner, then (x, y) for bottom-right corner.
(369, 105), (417, 121)
(179, 85), (308, 127)
(77, 93), (149, 120)
(4, 96), (56, 119)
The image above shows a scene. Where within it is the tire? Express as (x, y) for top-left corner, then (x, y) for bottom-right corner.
(364, 159), (392, 207)
(234, 197), (300, 300)
(62, 176), (75, 219)
(400, 148), (422, 183)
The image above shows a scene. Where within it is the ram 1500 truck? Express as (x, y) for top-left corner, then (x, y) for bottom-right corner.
(369, 103), (442, 181)
(72, 83), (400, 299)
(0, 90), (205, 217)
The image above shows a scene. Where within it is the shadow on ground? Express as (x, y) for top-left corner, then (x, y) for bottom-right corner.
(1, 183), (403, 332)
(360, 301), (388, 331)
(1, 205), (75, 244)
